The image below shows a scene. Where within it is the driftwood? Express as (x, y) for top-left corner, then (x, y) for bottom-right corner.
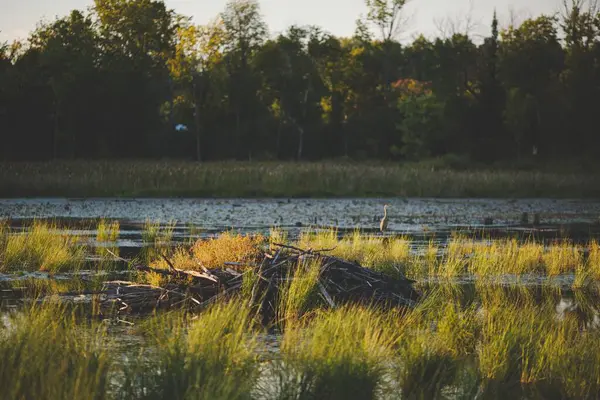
(100, 245), (420, 316)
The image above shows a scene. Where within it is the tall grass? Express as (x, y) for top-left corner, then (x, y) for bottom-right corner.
(2, 160), (600, 198)
(96, 219), (121, 270)
(191, 231), (265, 269)
(0, 300), (111, 400)
(295, 229), (600, 281)
(0, 221), (85, 272)
(119, 299), (261, 400)
(298, 229), (413, 279)
(277, 258), (322, 328)
(97, 219), (120, 242)
(1, 281), (600, 398)
(141, 220), (175, 245)
(272, 305), (397, 400)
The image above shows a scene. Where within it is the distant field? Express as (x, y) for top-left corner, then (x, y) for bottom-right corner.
(1, 160), (599, 198)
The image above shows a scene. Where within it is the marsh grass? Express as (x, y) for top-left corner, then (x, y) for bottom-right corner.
(0, 299), (111, 400)
(0, 221), (85, 272)
(298, 229), (413, 279)
(120, 299), (261, 400)
(296, 230), (600, 281)
(95, 219), (121, 270)
(274, 305), (397, 400)
(1, 280), (600, 398)
(574, 241), (600, 288)
(0, 220), (7, 252)
(4, 228), (600, 399)
(97, 219), (120, 242)
(192, 231), (265, 270)
(2, 161), (600, 198)
(142, 220), (175, 245)
(277, 258), (322, 328)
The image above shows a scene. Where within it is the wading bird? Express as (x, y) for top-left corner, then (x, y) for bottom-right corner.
(380, 204), (389, 233)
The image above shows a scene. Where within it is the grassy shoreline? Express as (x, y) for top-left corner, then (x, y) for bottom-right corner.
(4, 225), (600, 398)
(1, 160), (600, 198)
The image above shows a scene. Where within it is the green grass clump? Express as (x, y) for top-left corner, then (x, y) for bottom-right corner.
(275, 305), (397, 400)
(120, 299), (261, 400)
(141, 220), (175, 245)
(392, 290), (476, 399)
(95, 219), (121, 270)
(0, 300), (111, 400)
(277, 258), (322, 328)
(297, 229), (413, 279)
(97, 219), (120, 242)
(0, 221), (85, 272)
(0, 220), (7, 250)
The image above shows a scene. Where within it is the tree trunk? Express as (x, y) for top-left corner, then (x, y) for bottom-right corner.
(297, 88), (310, 161)
(192, 81), (202, 162)
(276, 121), (283, 159)
(53, 98), (60, 160)
(297, 127), (304, 161)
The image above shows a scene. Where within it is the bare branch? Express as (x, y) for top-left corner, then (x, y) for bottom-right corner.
(365, 0), (413, 41)
(433, 0), (479, 38)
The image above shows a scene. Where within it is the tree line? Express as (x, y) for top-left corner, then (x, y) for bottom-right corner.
(1, 0), (599, 163)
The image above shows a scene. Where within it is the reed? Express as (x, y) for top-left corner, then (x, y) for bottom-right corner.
(191, 231), (265, 270)
(0, 300), (111, 400)
(119, 299), (261, 400)
(2, 160), (600, 198)
(96, 219), (120, 242)
(0, 221), (85, 272)
(297, 229), (413, 279)
(277, 258), (322, 328)
(276, 305), (397, 400)
(141, 220), (176, 245)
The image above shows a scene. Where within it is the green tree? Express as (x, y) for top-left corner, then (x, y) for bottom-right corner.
(394, 80), (444, 159)
(560, 0), (600, 157)
(221, 0), (268, 160)
(29, 10), (100, 158)
(500, 15), (564, 158)
(93, 0), (178, 157)
(168, 20), (226, 161)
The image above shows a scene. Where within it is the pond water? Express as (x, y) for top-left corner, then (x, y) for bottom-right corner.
(2, 196), (600, 312)
(2, 197), (600, 247)
(3, 198), (600, 398)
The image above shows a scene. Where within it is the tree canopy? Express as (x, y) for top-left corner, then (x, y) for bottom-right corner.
(1, 0), (600, 163)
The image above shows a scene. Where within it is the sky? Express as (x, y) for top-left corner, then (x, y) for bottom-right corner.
(1, 0), (563, 43)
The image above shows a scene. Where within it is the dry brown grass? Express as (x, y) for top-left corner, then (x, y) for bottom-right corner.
(191, 232), (266, 270)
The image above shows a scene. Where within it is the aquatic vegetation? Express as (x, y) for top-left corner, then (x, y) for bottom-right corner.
(141, 220), (176, 245)
(0, 300), (111, 400)
(295, 229), (600, 282)
(191, 231), (265, 270)
(276, 305), (397, 400)
(3, 228), (600, 399)
(277, 258), (322, 327)
(120, 299), (261, 400)
(3, 161), (600, 198)
(0, 221), (85, 272)
(97, 219), (120, 242)
(297, 229), (413, 279)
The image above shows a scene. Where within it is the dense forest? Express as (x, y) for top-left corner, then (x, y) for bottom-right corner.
(0, 0), (599, 163)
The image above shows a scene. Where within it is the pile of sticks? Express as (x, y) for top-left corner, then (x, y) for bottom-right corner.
(100, 244), (420, 315)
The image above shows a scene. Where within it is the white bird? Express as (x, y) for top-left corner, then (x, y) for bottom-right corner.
(380, 204), (389, 233)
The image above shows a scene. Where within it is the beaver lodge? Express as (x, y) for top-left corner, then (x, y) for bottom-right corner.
(100, 243), (420, 319)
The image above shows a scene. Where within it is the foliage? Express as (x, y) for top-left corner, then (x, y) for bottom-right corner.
(2, 1), (600, 163)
